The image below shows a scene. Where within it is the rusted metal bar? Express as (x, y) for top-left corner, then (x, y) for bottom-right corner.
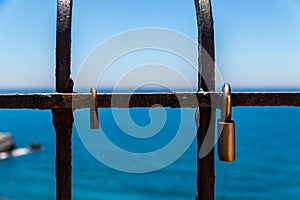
(52, 109), (73, 200)
(53, 0), (73, 200)
(0, 92), (210, 109)
(195, 0), (216, 199)
(0, 92), (300, 109)
(55, 0), (73, 93)
(195, 0), (215, 92)
(231, 92), (300, 107)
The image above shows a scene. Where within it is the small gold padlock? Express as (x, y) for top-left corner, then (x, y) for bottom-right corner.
(218, 83), (235, 162)
(90, 87), (99, 129)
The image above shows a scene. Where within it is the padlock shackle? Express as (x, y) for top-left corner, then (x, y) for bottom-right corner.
(90, 87), (97, 99)
(222, 83), (232, 122)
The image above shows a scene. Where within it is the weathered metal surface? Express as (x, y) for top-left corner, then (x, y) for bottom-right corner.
(105, 92), (210, 108)
(195, 0), (216, 199)
(0, 92), (211, 109)
(53, 0), (73, 200)
(195, 0), (215, 92)
(0, 94), (69, 109)
(56, 0), (73, 93)
(232, 92), (300, 107)
(1, 92), (300, 109)
(52, 109), (73, 200)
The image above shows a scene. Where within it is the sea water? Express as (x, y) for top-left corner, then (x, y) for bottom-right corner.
(0, 106), (300, 200)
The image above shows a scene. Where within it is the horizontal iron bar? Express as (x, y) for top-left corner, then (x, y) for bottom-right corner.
(0, 92), (212, 109)
(0, 92), (299, 110)
(232, 92), (300, 107)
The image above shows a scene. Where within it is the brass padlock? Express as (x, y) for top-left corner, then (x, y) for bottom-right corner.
(90, 87), (99, 129)
(218, 83), (235, 162)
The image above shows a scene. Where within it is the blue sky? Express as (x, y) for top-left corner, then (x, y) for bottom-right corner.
(0, 0), (300, 90)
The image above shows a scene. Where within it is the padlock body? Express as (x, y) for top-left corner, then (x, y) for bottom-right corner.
(90, 110), (99, 129)
(218, 121), (235, 162)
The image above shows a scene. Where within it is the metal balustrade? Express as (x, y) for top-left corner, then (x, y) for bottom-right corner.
(0, 0), (299, 199)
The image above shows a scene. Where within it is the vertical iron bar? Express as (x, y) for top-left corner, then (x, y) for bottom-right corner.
(53, 0), (74, 199)
(194, 0), (216, 199)
(55, 0), (74, 93)
(52, 109), (73, 200)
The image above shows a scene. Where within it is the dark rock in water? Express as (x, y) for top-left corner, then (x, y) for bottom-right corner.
(29, 143), (41, 151)
(0, 133), (42, 161)
(0, 133), (15, 153)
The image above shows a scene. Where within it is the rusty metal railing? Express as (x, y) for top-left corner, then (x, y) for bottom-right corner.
(1, 92), (300, 109)
(1, 0), (300, 200)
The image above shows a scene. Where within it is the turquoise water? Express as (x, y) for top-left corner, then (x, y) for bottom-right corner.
(0, 107), (300, 199)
